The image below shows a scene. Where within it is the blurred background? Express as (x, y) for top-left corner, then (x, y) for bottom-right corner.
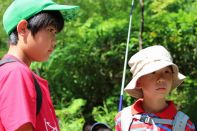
(0, 0), (196, 130)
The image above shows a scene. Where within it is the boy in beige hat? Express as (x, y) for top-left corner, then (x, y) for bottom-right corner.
(114, 45), (195, 131)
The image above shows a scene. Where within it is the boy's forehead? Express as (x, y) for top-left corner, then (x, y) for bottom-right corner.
(154, 66), (172, 71)
(146, 66), (173, 75)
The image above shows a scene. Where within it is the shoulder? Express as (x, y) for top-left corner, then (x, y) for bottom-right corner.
(114, 111), (122, 131)
(0, 61), (32, 79)
(115, 101), (141, 122)
(186, 119), (196, 131)
(0, 60), (29, 70)
(115, 111), (121, 122)
(115, 106), (133, 125)
(174, 111), (196, 131)
(0, 61), (35, 94)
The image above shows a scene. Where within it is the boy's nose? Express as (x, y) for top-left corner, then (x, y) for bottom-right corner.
(51, 38), (56, 48)
(157, 78), (165, 84)
(156, 73), (166, 83)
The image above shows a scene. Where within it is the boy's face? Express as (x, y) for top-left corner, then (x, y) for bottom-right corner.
(25, 26), (57, 62)
(137, 66), (173, 99)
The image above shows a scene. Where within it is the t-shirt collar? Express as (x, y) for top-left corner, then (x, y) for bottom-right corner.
(131, 98), (177, 119)
(3, 54), (28, 67)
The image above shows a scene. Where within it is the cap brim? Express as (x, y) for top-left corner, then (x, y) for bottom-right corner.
(44, 4), (79, 20)
(44, 4), (79, 11)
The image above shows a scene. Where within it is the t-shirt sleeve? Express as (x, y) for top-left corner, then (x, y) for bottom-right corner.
(0, 67), (36, 130)
(185, 119), (196, 131)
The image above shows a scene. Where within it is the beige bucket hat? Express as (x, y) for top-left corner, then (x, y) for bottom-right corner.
(124, 45), (185, 98)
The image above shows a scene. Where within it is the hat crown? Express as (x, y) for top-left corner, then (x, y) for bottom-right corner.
(3, 0), (79, 35)
(129, 45), (172, 76)
(3, 0), (54, 34)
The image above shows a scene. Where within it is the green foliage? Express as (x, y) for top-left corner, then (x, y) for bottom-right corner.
(92, 102), (116, 128)
(145, 1), (197, 78)
(168, 77), (197, 123)
(0, 0), (11, 45)
(0, 0), (11, 58)
(55, 99), (86, 131)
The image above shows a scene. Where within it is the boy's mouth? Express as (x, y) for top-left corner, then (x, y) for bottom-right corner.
(156, 87), (166, 91)
(48, 49), (53, 53)
(156, 83), (167, 90)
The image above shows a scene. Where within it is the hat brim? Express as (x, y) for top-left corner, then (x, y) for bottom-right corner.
(124, 60), (185, 98)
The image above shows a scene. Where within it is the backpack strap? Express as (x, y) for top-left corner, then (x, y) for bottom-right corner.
(32, 74), (42, 115)
(121, 106), (133, 131)
(0, 58), (42, 115)
(0, 58), (16, 65)
(132, 114), (174, 125)
(121, 106), (189, 131)
(172, 111), (189, 131)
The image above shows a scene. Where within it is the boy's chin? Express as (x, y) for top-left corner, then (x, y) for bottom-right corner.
(42, 58), (49, 62)
(35, 57), (49, 62)
(155, 92), (169, 98)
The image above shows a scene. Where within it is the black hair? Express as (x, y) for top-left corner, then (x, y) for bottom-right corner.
(9, 10), (64, 45)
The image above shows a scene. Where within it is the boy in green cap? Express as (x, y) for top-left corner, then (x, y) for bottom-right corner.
(0, 0), (78, 130)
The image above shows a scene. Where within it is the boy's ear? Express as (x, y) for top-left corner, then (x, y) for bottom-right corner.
(17, 20), (28, 36)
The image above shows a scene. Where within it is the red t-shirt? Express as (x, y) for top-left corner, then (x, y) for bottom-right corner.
(115, 99), (196, 131)
(0, 55), (60, 131)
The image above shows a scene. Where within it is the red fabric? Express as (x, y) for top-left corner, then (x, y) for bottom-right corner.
(131, 98), (177, 119)
(115, 99), (196, 131)
(0, 55), (60, 131)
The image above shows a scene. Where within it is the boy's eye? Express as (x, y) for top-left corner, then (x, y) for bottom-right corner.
(47, 27), (57, 33)
(165, 70), (172, 74)
(49, 29), (53, 32)
(48, 28), (54, 32)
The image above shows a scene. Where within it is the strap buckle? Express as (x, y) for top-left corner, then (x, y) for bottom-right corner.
(139, 115), (152, 124)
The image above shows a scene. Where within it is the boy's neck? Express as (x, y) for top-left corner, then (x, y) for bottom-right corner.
(7, 45), (31, 67)
(142, 98), (168, 113)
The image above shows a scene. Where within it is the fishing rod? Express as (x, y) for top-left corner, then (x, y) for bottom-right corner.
(118, 0), (135, 112)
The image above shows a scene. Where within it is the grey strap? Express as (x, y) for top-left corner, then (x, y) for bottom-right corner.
(152, 118), (173, 125)
(132, 114), (173, 125)
(0, 58), (16, 66)
(172, 111), (189, 131)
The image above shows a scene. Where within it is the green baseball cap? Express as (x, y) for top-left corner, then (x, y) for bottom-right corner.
(3, 0), (79, 35)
